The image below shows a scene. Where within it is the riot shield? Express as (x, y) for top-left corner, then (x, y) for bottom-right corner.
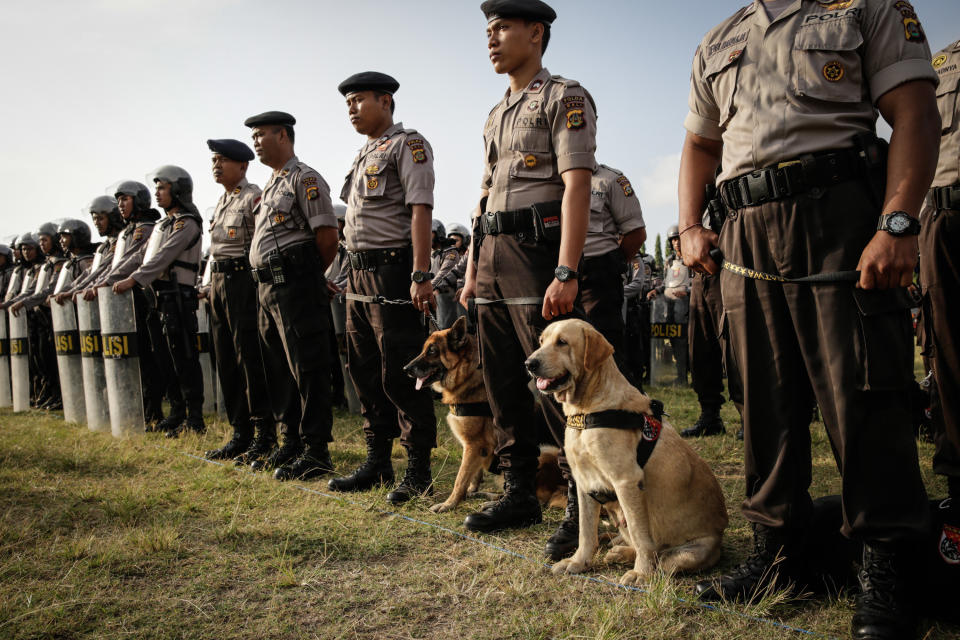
(9, 310), (30, 411)
(196, 303), (215, 414)
(98, 288), (145, 437)
(0, 310), (12, 408)
(331, 295), (361, 414)
(648, 295), (687, 387)
(76, 296), (110, 432)
(51, 268), (85, 423)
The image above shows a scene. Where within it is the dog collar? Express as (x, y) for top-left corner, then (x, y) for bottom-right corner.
(449, 402), (493, 417)
(566, 409), (663, 468)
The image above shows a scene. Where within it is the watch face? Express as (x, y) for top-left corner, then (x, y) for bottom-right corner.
(888, 214), (909, 233)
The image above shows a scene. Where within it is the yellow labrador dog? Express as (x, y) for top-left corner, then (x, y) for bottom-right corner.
(526, 319), (727, 586)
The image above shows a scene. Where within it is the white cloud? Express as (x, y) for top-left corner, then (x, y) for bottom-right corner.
(639, 153), (681, 209)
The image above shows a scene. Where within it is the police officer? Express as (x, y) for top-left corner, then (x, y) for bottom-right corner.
(200, 139), (276, 463)
(2, 234), (41, 306)
(647, 226), (691, 385)
(324, 205), (350, 411)
(623, 253), (656, 385)
(244, 111), (339, 481)
(0, 244), (13, 297)
(89, 182), (167, 428)
(679, 2), (939, 637)
(113, 166), (205, 437)
(55, 197), (124, 305)
(921, 37), (960, 513)
(459, 0), (597, 533)
(327, 72), (438, 504)
(431, 219), (460, 329)
(55, 220), (96, 285)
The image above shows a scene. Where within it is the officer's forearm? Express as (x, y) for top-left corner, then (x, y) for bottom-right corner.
(678, 132), (723, 229)
(559, 168), (591, 268)
(410, 204), (432, 272)
(877, 80), (940, 218)
(314, 227), (339, 271)
(619, 227), (646, 261)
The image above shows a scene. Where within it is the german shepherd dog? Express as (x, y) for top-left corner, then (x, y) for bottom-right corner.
(404, 317), (498, 513)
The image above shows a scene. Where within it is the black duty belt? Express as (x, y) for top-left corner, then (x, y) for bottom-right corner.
(348, 246), (412, 271)
(933, 184), (960, 211)
(449, 401), (493, 417)
(566, 407), (663, 470)
(209, 257), (249, 273)
(720, 149), (861, 209)
(480, 209), (537, 236)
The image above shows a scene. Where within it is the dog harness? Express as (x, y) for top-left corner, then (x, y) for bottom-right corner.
(565, 406), (663, 469)
(448, 402), (493, 417)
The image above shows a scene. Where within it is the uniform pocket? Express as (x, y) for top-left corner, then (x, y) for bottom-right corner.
(509, 127), (552, 179)
(268, 192), (297, 229)
(702, 47), (745, 128)
(851, 288), (914, 391)
(936, 73), (958, 132)
(793, 22), (864, 103)
(588, 199), (605, 233)
(223, 213), (246, 243)
(360, 163), (387, 199)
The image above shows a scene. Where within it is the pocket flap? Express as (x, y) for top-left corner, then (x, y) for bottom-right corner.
(703, 46), (745, 80)
(795, 23), (863, 51)
(936, 72), (959, 97)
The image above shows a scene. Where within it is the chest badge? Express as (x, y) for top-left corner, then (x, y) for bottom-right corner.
(523, 154), (538, 168)
(816, 0), (852, 9)
(228, 228), (237, 239)
(728, 49), (743, 63)
(933, 54), (947, 69)
(367, 177), (379, 190)
(365, 164), (379, 175)
(527, 100), (539, 111)
(822, 60), (845, 82)
(273, 214), (285, 224)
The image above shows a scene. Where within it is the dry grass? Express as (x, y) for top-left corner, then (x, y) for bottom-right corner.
(0, 369), (955, 639)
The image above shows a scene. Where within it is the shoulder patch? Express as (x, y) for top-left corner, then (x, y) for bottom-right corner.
(892, 1), (925, 42)
(174, 220), (185, 232)
(302, 176), (318, 186)
(616, 176), (634, 197)
(566, 109), (586, 130)
(305, 186), (319, 200)
(407, 139), (428, 164)
(133, 228), (144, 242)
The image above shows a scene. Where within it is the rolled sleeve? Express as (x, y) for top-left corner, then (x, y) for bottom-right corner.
(862, 0), (936, 102)
(553, 86), (598, 175)
(684, 111), (724, 140)
(685, 44), (724, 140)
(869, 58), (939, 102)
(398, 137), (436, 208)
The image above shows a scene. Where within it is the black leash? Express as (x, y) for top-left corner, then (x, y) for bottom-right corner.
(710, 249), (859, 285)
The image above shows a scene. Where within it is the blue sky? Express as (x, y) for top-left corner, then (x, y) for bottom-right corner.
(0, 0), (957, 249)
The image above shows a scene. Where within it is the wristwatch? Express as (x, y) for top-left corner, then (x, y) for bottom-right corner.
(554, 265), (580, 282)
(410, 270), (434, 284)
(877, 211), (920, 237)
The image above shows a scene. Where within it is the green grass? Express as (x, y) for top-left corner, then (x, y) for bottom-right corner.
(0, 370), (955, 639)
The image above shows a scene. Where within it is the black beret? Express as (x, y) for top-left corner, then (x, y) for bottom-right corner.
(206, 139), (254, 162)
(338, 72), (400, 97)
(481, 0), (556, 23)
(243, 111), (296, 128)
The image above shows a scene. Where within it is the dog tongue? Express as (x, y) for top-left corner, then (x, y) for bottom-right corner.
(536, 377), (555, 391)
(415, 377), (426, 390)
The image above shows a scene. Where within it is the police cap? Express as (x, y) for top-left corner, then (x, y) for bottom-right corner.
(243, 111), (296, 128)
(338, 72), (400, 97)
(207, 138), (255, 162)
(481, 0), (556, 24)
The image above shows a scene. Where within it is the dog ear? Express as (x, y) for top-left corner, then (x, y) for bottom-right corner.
(448, 316), (469, 350)
(582, 324), (614, 372)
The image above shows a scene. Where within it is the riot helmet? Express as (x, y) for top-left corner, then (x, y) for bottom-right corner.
(86, 195), (124, 234)
(431, 218), (447, 238)
(58, 218), (93, 250)
(0, 243), (12, 264)
(149, 165), (200, 215)
(37, 221), (59, 239)
(112, 180), (152, 212)
(15, 232), (38, 248)
(447, 222), (470, 243)
(667, 225), (680, 241)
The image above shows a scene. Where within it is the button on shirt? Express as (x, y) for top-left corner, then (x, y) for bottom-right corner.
(341, 122), (435, 252)
(210, 178), (261, 260)
(585, 165), (646, 258)
(250, 156), (337, 268)
(481, 67), (598, 213)
(685, 0), (937, 183)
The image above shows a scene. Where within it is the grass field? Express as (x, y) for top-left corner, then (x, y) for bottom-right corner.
(0, 378), (956, 640)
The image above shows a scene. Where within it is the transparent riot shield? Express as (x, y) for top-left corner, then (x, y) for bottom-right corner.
(76, 297), (110, 432)
(0, 310), (11, 408)
(98, 288), (144, 437)
(196, 303), (215, 414)
(648, 295), (687, 387)
(331, 295), (361, 414)
(9, 310), (30, 411)
(51, 268), (85, 423)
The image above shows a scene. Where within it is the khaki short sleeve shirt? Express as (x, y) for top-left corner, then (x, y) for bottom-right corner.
(932, 39), (960, 188)
(341, 122), (435, 252)
(685, 0), (937, 182)
(481, 67), (598, 213)
(585, 165), (646, 258)
(209, 178), (262, 260)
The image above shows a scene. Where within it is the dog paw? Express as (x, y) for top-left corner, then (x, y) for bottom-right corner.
(429, 501), (455, 514)
(603, 545), (636, 565)
(551, 557), (589, 575)
(619, 570), (645, 587)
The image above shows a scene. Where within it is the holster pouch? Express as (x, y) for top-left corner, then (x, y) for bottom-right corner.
(852, 132), (889, 210)
(704, 183), (727, 235)
(471, 214), (483, 265)
(531, 200), (562, 246)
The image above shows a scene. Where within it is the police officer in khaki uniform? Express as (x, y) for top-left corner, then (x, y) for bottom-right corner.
(200, 139), (276, 463)
(326, 72), (438, 504)
(244, 111), (340, 482)
(113, 166), (205, 437)
(459, 0), (597, 534)
(679, 2), (939, 637)
(647, 227), (692, 385)
(921, 37), (960, 513)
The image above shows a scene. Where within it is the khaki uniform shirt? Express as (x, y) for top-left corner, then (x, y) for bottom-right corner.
(481, 67), (598, 213)
(100, 220), (156, 286)
(341, 122), (435, 252)
(70, 237), (116, 292)
(250, 155), (337, 269)
(932, 39), (960, 188)
(210, 178), (262, 260)
(131, 213), (202, 287)
(585, 165), (646, 258)
(685, 0), (937, 183)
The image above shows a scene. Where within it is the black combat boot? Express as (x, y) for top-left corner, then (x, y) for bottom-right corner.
(681, 408), (725, 438)
(327, 436), (394, 492)
(386, 447), (434, 504)
(205, 424), (253, 460)
(695, 524), (797, 602)
(234, 419), (276, 465)
(251, 438), (302, 472)
(851, 543), (916, 640)
(544, 480), (579, 561)
(464, 467), (542, 533)
(167, 412), (205, 438)
(155, 414), (185, 436)
(274, 444), (335, 481)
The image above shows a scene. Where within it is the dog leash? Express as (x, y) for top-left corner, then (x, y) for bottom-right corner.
(343, 291), (441, 332)
(709, 249), (859, 285)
